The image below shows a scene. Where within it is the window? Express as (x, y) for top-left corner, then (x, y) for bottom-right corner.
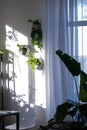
(68, 0), (87, 73)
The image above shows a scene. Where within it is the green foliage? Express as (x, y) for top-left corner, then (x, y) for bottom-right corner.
(56, 50), (81, 76)
(54, 102), (73, 123)
(27, 19), (44, 71)
(54, 49), (87, 125)
(56, 49), (87, 102)
(28, 19), (43, 50)
(0, 48), (4, 54)
(17, 44), (24, 51)
(7, 19), (44, 72)
(27, 52), (44, 72)
(53, 100), (87, 126)
(79, 71), (87, 102)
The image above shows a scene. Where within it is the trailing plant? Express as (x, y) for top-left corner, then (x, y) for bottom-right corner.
(28, 19), (43, 50)
(27, 51), (44, 71)
(27, 19), (44, 71)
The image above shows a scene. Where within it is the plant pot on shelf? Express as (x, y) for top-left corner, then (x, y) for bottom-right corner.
(17, 44), (27, 56)
(21, 47), (27, 55)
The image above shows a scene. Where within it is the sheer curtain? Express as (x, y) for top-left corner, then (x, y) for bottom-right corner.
(42, 0), (77, 121)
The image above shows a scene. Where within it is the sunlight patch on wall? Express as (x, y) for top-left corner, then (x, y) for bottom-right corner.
(6, 25), (28, 55)
(35, 70), (46, 108)
(5, 25), (29, 106)
(5, 24), (46, 108)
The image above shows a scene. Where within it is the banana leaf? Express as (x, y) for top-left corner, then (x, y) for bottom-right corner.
(55, 49), (87, 123)
(79, 71), (87, 102)
(56, 50), (81, 76)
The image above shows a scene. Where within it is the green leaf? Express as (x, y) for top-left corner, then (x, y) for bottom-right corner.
(79, 71), (87, 102)
(54, 102), (73, 123)
(79, 103), (87, 118)
(0, 48), (4, 54)
(56, 50), (81, 76)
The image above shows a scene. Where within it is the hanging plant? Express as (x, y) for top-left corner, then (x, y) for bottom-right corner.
(26, 51), (44, 72)
(6, 19), (44, 72)
(27, 19), (44, 71)
(28, 19), (43, 50)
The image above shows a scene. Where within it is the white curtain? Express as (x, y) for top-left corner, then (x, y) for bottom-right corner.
(42, 0), (76, 121)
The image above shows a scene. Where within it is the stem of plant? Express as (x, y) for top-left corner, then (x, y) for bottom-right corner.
(73, 76), (79, 102)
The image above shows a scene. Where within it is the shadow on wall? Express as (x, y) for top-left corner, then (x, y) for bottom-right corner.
(0, 49), (46, 130)
(3, 88), (32, 125)
(3, 88), (46, 130)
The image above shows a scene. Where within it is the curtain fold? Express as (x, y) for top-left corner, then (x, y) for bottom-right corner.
(42, 0), (76, 121)
(42, 0), (57, 121)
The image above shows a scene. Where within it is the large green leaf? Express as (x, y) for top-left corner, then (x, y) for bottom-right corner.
(79, 103), (87, 118)
(79, 71), (87, 102)
(56, 50), (81, 76)
(54, 102), (73, 123)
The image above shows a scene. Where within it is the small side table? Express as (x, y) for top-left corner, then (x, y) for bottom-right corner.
(0, 110), (19, 130)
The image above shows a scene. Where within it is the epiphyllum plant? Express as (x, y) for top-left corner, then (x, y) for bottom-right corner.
(54, 50), (87, 124)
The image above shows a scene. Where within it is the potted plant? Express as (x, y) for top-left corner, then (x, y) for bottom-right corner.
(28, 19), (43, 50)
(40, 50), (87, 130)
(17, 44), (27, 55)
(26, 51), (44, 71)
(27, 19), (44, 71)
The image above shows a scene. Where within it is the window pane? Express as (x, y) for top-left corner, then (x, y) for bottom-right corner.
(68, 0), (87, 21)
(78, 26), (87, 72)
(78, 0), (87, 21)
(78, 26), (87, 56)
(68, 25), (87, 72)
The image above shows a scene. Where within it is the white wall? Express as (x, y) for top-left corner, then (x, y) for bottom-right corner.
(0, 0), (46, 129)
(0, 0), (42, 37)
